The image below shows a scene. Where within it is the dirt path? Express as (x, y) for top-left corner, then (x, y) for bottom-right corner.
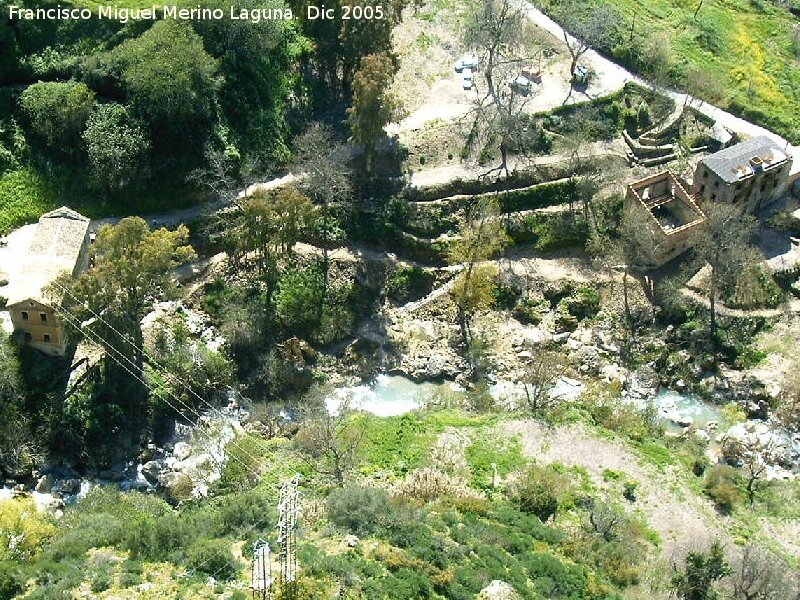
(518, 0), (800, 179)
(409, 139), (627, 190)
(680, 288), (800, 318)
(497, 419), (729, 557)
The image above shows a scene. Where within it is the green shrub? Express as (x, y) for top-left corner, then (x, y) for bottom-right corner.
(386, 266), (435, 304)
(492, 284), (520, 310)
(186, 539), (239, 581)
(119, 561), (143, 588)
(637, 102), (651, 128)
(327, 485), (394, 536)
(526, 552), (590, 598)
(20, 80), (95, 153)
(704, 465), (741, 514)
(562, 287), (601, 319)
(0, 560), (26, 599)
(89, 568), (112, 593)
(512, 295), (548, 324)
(623, 481), (638, 502)
(509, 464), (573, 522)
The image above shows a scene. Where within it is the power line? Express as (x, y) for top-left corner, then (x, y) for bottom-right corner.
(53, 304), (274, 583)
(51, 285), (306, 587)
(51, 279), (271, 469)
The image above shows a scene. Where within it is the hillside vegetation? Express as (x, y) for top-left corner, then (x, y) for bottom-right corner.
(537, 0), (800, 143)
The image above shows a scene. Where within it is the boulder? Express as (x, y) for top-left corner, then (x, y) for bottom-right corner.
(694, 429), (710, 443)
(34, 475), (53, 494)
(478, 580), (521, 600)
(173, 442), (191, 461)
(141, 460), (164, 486)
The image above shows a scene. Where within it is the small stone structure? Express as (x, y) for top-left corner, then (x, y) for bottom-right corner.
(624, 171), (706, 268)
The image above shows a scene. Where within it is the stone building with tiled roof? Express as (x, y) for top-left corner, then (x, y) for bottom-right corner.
(692, 136), (792, 214)
(6, 207), (91, 356)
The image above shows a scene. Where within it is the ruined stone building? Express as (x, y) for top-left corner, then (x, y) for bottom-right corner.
(692, 135), (792, 214)
(5, 207), (91, 356)
(624, 136), (796, 268)
(624, 171), (707, 268)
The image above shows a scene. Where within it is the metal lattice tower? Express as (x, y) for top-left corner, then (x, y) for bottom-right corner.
(278, 474), (301, 597)
(251, 538), (273, 600)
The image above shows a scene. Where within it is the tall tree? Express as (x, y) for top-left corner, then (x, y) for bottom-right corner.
(611, 205), (661, 342)
(464, 0), (525, 111)
(66, 218), (196, 400)
(448, 197), (510, 344)
(346, 52), (401, 172)
(463, 0), (532, 177)
(82, 103), (150, 192)
(195, 0), (299, 163)
(693, 203), (758, 337)
(233, 186), (316, 300)
(288, 0), (406, 101)
(87, 20), (220, 156)
(0, 334), (39, 479)
(293, 123), (353, 301)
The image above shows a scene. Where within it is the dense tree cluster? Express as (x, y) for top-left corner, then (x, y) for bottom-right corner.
(1, 4), (302, 204)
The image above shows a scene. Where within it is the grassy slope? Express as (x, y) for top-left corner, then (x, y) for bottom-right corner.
(541, 0), (800, 141)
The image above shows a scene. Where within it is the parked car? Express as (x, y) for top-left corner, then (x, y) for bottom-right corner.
(454, 54), (479, 73)
(572, 65), (590, 86)
(462, 70), (475, 90)
(508, 74), (533, 95)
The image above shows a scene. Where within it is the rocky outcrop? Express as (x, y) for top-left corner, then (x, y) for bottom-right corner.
(478, 580), (522, 600)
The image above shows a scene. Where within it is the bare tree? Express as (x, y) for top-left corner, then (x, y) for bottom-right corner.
(776, 365), (800, 434)
(694, 0), (705, 20)
(558, 4), (622, 86)
(737, 437), (783, 505)
(588, 501), (626, 542)
(693, 203), (759, 337)
(519, 351), (567, 414)
(728, 544), (800, 600)
(463, 0), (537, 177)
(606, 203), (662, 353)
(292, 123), (353, 305)
(294, 386), (365, 486)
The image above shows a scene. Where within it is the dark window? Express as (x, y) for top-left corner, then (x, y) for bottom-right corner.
(702, 170), (708, 179)
(714, 181), (719, 188)
(24, 333), (31, 342)
(700, 184), (706, 193)
(43, 334), (51, 343)
(40, 313), (47, 323)
(21, 311), (28, 321)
